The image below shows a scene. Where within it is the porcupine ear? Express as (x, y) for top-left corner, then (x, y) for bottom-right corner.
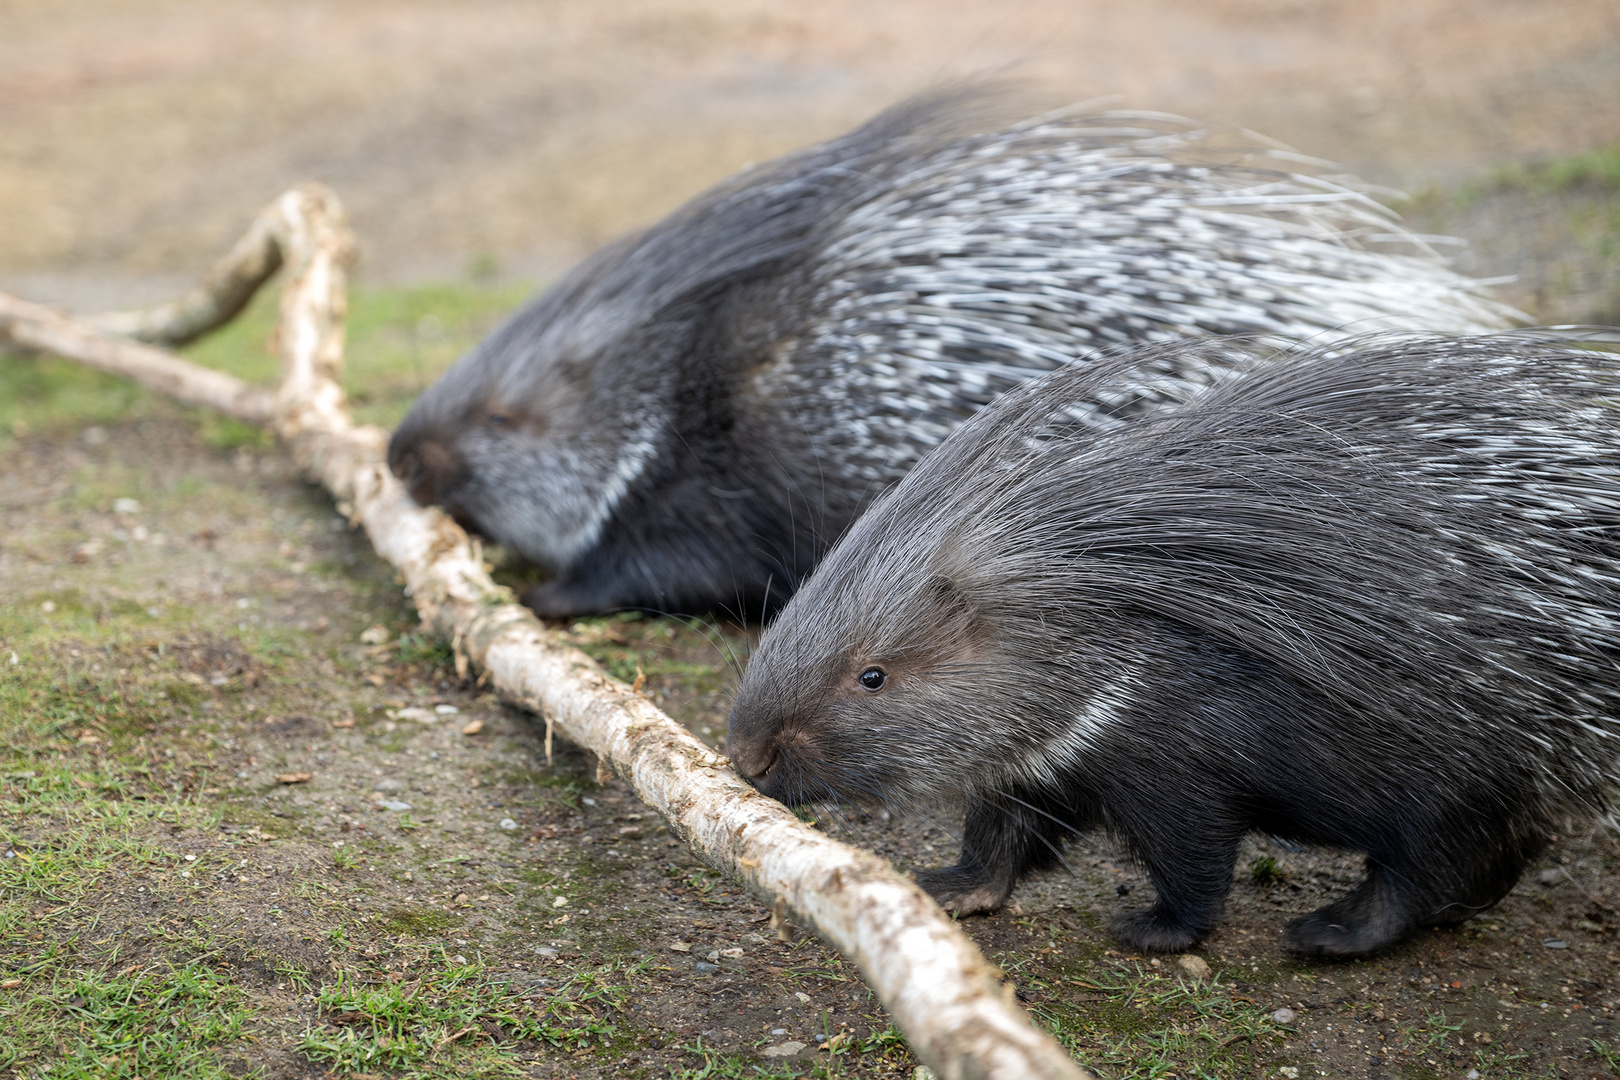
(923, 574), (981, 641)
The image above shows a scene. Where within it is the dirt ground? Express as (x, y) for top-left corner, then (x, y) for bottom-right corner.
(6, 413), (1620, 1078)
(2, 0), (1619, 302)
(5, 3), (1620, 1079)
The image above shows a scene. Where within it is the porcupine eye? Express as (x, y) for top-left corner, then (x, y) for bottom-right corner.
(486, 412), (511, 427)
(858, 667), (886, 691)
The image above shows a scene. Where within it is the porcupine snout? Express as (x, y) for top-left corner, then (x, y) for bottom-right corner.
(388, 428), (470, 516)
(724, 704), (781, 790)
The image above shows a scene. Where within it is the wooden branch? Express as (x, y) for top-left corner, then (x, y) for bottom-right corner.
(84, 200), (290, 348)
(0, 185), (1096, 1080)
(0, 292), (274, 422)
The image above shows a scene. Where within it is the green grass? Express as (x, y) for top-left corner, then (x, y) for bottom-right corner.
(1483, 143), (1620, 197)
(0, 277), (531, 441)
(1, 963), (250, 1078)
(298, 955), (640, 1078)
(1025, 962), (1284, 1080)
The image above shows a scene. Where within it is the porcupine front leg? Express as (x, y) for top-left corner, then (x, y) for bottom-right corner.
(914, 790), (1079, 916)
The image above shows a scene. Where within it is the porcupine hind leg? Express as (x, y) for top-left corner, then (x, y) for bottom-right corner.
(1287, 825), (1542, 957)
(914, 789), (1081, 916)
(1108, 823), (1245, 953)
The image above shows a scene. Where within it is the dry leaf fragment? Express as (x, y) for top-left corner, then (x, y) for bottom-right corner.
(276, 772), (313, 784)
(461, 719), (484, 735)
(669, 941), (692, 953)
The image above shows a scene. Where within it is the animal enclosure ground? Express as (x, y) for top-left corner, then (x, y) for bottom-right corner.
(3, 8), (1620, 1070)
(4, 239), (1620, 1080)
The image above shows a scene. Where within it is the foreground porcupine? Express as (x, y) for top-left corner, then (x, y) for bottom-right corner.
(389, 89), (1518, 619)
(726, 332), (1620, 957)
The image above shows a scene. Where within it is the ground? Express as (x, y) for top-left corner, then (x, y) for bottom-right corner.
(4, 3), (1620, 1079)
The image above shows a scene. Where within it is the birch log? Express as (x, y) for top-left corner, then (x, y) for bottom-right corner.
(0, 184), (1097, 1080)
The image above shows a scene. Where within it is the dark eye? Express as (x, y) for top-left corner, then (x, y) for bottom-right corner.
(858, 667), (886, 691)
(487, 413), (511, 427)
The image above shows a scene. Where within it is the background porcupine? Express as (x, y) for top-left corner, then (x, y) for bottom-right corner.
(388, 88), (1520, 620)
(727, 332), (1620, 957)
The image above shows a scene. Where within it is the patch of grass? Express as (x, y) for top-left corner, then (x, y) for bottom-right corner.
(1027, 962), (1284, 1079)
(0, 962), (250, 1077)
(1495, 143), (1620, 195)
(0, 278), (529, 442)
(1249, 855), (1286, 886)
(384, 907), (467, 937)
(298, 954), (639, 1077)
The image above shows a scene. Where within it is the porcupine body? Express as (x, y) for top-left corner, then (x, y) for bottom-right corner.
(726, 333), (1620, 957)
(388, 89), (1518, 620)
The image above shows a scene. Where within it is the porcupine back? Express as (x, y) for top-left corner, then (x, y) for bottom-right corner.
(727, 332), (1620, 955)
(742, 333), (1620, 810)
(389, 89), (1521, 619)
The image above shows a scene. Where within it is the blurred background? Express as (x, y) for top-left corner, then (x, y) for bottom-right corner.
(2, 0), (1618, 416)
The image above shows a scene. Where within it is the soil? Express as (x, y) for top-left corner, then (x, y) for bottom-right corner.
(6, 400), (1620, 1079)
(3, 0), (1620, 300)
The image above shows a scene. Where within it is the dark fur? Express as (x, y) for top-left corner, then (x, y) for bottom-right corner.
(727, 333), (1620, 956)
(387, 89), (1513, 619)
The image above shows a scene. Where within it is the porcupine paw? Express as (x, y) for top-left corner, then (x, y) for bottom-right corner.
(1108, 906), (1206, 954)
(1285, 900), (1410, 958)
(521, 580), (609, 620)
(913, 864), (1012, 916)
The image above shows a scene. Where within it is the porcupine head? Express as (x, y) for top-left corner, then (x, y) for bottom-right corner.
(386, 239), (675, 583)
(725, 440), (1121, 915)
(383, 220), (825, 621)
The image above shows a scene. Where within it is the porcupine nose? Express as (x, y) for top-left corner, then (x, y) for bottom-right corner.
(724, 712), (779, 788)
(388, 431), (466, 509)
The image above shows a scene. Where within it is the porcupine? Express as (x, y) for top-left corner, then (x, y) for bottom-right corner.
(388, 88), (1518, 620)
(725, 332), (1620, 957)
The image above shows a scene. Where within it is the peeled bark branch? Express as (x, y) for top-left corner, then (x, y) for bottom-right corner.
(0, 291), (274, 422)
(84, 202), (288, 348)
(0, 184), (1096, 1080)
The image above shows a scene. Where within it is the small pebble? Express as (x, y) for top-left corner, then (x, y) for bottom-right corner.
(380, 800), (412, 812)
(694, 961), (719, 975)
(1537, 868), (1563, 885)
(1272, 1008), (1297, 1024)
(113, 497), (141, 515)
(1543, 937), (1569, 949)
(771, 1028), (787, 1035)
(1466, 1071), (1481, 1079)
(434, 704), (459, 715)
(668, 941), (691, 952)
(535, 946), (558, 958)
(397, 707), (436, 724)
(759, 1040), (805, 1057)
(1176, 955), (1210, 979)
(499, 818), (518, 830)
